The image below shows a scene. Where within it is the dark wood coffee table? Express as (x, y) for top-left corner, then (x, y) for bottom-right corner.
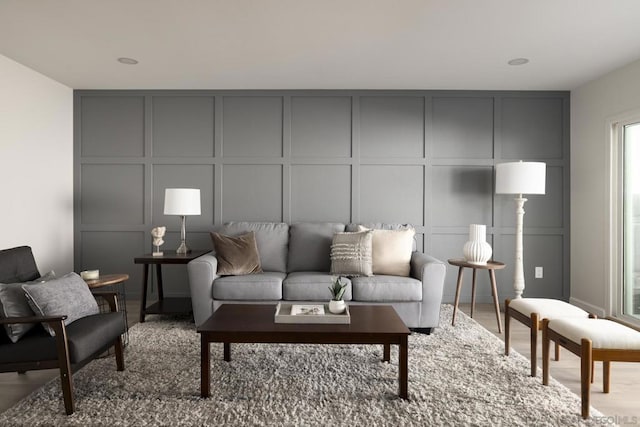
(197, 304), (411, 400)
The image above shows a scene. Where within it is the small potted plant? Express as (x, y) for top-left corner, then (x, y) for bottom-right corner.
(328, 276), (347, 314)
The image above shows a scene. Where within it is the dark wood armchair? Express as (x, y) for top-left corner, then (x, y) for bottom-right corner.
(0, 246), (126, 415)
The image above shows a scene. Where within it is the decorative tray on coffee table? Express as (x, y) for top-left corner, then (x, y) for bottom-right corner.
(274, 302), (351, 324)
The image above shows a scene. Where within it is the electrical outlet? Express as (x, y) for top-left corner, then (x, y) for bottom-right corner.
(535, 266), (543, 279)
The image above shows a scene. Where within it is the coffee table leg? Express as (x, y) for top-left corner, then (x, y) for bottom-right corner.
(383, 343), (391, 362)
(201, 336), (210, 398)
(223, 342), (231, 362)
(399, 335), (408, 400)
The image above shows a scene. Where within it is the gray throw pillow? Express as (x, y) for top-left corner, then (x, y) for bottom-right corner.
(211, 231), (263, 276)
(0, 271), (56, 343)
(22, 272), (100, 336)
(330, 231), (373, 277)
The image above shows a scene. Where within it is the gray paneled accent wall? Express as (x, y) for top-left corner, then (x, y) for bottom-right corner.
(74, 90), (570, 304)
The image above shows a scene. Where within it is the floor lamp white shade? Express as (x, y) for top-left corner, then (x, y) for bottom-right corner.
(164, 188), (201, 254)
(495, 161), (546, 298)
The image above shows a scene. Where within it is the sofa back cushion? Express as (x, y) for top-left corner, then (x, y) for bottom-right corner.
(212, 222), (289, 272)
(288, 222), (345, 272)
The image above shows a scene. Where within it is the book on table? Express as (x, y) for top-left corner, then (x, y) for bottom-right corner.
(290, 304), (325, 316)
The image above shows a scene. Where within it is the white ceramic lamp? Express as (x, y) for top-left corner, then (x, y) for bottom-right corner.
(495, 161), (546, 298)
(164, 188), (201, 254)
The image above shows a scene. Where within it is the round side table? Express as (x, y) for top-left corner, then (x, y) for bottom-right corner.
(447, 259), (505, 333)
(84, 273), (130, 346)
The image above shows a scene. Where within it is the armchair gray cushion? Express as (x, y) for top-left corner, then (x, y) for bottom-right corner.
(0, 271), (56, 342)
(0, 246), (40, 283)
(23, 272), (100, 336)
(0, 311), (125, 364)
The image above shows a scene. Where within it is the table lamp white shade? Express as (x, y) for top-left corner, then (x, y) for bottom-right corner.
(163, 188), (201, 254)
(164, 188), (201, 216)
(495, 161), (546, 299)
(495, 161), (546, 195)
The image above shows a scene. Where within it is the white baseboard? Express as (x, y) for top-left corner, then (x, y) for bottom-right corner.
(569, 297), (607, 317)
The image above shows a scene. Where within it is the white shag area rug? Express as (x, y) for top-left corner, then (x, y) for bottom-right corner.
(0, 305), (611, 426)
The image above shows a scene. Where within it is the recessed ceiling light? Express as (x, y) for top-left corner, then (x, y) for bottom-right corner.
(117, 57), (139, 65)
(508, 58), (529, 66)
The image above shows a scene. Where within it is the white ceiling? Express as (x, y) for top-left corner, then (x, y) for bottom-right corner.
(2, 0), (640, 90)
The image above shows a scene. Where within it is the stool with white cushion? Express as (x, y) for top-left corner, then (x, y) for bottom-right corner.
(505, 298), (589, 377)
(542, 317), (640, 419)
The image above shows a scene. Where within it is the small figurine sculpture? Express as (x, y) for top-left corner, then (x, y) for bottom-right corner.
(151, 226), (166, 256)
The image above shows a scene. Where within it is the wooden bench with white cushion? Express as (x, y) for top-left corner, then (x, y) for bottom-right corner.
(542, 317), (640, 419)
(505, 298), (589, 377)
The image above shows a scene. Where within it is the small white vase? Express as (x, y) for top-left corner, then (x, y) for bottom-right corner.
(329, 300), (346, 314)
(463, 224), (492, 266)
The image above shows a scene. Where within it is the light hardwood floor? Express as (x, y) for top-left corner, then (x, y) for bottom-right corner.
(1, 302), (639, 424)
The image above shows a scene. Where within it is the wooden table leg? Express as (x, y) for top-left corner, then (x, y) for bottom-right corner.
(139, 264), (149, 323)
(452, 267), (464, 326)
(201, 335), (210, 398)
(399, 335), (408, 400)
(156, 264), (164, 301)
(581, 339), (592, 419)
(470, 268), (477, 318)
(383, 343), (390, 362)
(223, 342), (231, 362)
(489, 270), (502, 333)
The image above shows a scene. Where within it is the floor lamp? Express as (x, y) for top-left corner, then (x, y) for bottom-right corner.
(164, 188), (201, 254)
(495, 161), (546, 298)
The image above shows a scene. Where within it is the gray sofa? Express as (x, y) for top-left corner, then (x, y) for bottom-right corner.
(187, 222), (446, 332)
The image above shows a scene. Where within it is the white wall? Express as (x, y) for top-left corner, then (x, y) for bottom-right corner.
(571, 58), (640, 315)
(0, 54), (73, 275)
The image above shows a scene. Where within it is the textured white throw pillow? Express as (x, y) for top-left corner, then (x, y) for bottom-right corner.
(358, 226), (415, 276)
(330, 230), (373, 276)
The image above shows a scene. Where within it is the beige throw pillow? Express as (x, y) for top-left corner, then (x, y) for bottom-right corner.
(330, 230), (373, 277)
(357, 226), (415, 276)
(210, 231), (263, 276)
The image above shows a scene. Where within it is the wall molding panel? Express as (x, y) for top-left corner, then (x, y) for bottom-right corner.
(74, 90), (570, 302)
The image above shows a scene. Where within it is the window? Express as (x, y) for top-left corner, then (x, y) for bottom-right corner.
(623, 123), (640, 319)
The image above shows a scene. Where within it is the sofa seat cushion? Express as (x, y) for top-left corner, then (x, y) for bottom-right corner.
(212, 222), (289, 273)
(283, 272), (353, 301)
(288, 223), (345, 272)
(351, 275), (422, 302)
(213, 272), (285, 300)
(0, 312), (125, 364)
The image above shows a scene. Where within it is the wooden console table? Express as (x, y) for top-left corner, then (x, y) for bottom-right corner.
(134, 250), (208, 323)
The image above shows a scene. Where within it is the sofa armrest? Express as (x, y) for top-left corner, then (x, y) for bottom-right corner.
(187, 252), (219, 326)
(411, 252), (446, 328)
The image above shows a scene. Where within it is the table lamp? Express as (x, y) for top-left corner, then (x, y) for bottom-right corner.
(495, 161), (546, 298)
(163, 188), (201, 254)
